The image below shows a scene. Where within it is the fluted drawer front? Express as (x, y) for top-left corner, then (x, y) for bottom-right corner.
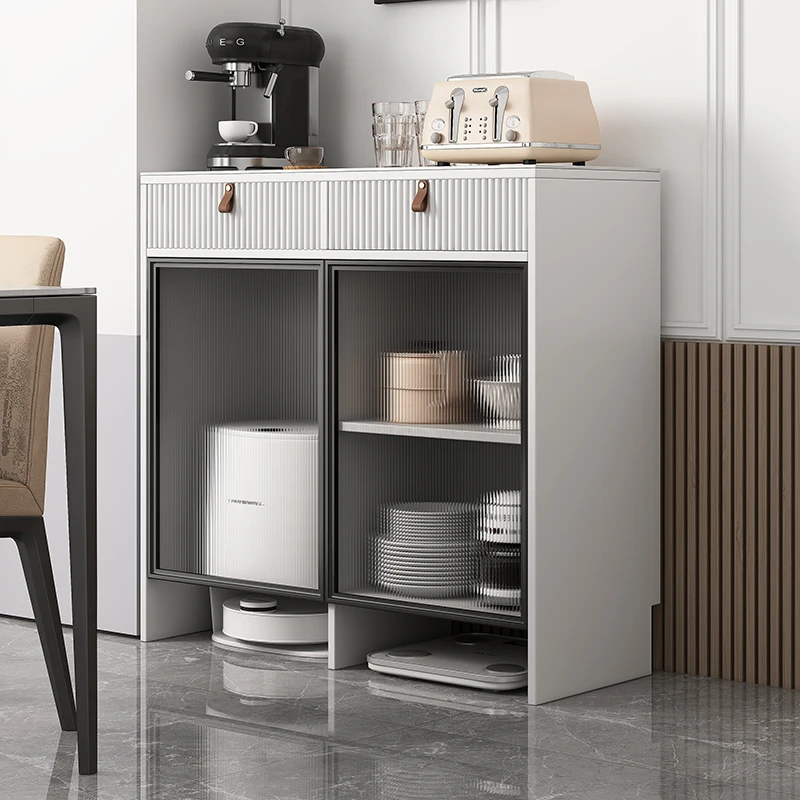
(145, 181), (324, 251)
(328, 177), (528, 252)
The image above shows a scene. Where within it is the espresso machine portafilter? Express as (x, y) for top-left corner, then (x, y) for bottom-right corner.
(186, 21), (325, 169)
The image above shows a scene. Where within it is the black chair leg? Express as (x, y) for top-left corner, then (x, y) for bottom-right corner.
(13, 518), (77, 732)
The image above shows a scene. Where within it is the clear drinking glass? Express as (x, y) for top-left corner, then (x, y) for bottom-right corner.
(372, 102), (417, 168)
(414, 100), (433, 166)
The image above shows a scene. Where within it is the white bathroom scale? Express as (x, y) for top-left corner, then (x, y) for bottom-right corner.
(367, 633), (527, 692)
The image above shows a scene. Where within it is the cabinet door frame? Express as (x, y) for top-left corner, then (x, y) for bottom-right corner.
(147, 258), (327, 599)
(326, 259), (528, 629)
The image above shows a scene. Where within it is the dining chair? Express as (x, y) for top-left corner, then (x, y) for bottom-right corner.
(0, 236), (76, 732)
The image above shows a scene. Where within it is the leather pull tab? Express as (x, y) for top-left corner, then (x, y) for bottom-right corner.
(412, 180), (429, 213)
(218, 182), (235, 213)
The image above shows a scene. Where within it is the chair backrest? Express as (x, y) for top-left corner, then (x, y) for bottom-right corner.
(0, 237), (65, 512)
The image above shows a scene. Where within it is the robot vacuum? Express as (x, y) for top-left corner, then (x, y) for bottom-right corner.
(212, 595), (328, 659)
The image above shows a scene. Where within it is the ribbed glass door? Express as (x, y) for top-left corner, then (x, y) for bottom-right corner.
(152, 262), (321, 593)
(332, 264), (525, 623)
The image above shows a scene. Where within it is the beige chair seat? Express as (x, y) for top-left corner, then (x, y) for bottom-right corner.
(0, 478), (43, 517)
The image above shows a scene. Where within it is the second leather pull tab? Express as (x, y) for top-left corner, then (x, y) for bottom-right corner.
(218, 182), (235, 213)
(412, 180), (429, 213)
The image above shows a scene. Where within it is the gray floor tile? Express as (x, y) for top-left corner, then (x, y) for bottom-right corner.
(3, 617), (800, 799)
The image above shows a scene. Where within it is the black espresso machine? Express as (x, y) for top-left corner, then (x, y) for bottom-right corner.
(186, 21), (325, 169)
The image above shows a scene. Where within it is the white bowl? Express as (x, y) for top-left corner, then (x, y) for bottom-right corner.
(482, 490), (522, 507)
(473, 379), (521, 425)
(493, 354), (521, 383)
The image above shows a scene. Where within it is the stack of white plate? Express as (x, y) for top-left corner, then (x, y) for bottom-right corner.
(370, 502), (476, 599)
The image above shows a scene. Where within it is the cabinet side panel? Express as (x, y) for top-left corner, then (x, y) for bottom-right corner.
(529, 176), (661, 704)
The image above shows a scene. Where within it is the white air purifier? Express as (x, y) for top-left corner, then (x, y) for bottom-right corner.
(204, 421), (318, 589)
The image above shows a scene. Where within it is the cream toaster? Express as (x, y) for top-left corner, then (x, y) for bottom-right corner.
(421, 71), (600, 165)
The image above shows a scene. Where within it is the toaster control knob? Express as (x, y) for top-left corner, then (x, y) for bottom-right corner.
(430, 132), (443, 144)
(507, 115), (521, 128)
(431, 118), (446, 131)
(505, 129), (518, 142)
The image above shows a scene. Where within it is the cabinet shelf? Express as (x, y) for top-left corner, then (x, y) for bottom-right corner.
(339, 420), (521, 445)
(339, 588), (522, 621)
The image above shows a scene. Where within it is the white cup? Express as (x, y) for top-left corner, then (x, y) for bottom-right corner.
(218, 120), (258, 143)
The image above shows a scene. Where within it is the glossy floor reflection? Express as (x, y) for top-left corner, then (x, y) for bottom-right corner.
(2, 617), (800, 799)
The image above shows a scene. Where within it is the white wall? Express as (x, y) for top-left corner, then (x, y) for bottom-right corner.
(291, 0), (469, 168)
(0, 0), (284, 636)
(289, 0), (716, 340)
(0, 0), (138, 336)
(0, 0), (140, 634)
(0, 0), (722, 342)
(137, 0), (281, 173)
(1, 0), (788, 638)
(498, 0), (713, 339)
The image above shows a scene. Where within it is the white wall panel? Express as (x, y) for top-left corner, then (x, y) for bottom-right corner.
(0, 0), (138, 337)
(726, 0), (800, 341)
(496, 0), (715, 338)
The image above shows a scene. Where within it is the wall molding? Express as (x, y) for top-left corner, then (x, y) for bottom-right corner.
(721, 0), (800, 342)
(664, 0), (723, 341)
(468, 0), (499, 74)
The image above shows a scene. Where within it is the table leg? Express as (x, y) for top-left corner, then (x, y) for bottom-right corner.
(57, 304), (97, 776)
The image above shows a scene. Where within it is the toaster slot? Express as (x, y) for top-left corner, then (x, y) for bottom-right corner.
(445, 87), (465, 144)
(489, 85), (509, 142)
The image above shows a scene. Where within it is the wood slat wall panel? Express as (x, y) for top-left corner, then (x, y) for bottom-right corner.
(722, 345), (733, 680)
(655, 341), (800, 688)
(745, 344), (757, 684)
(770, 348), (781, 686)
(676, 345), (687, 674)
(698, 343), (710, 677)
(758, 346), (769, 684)
(664, 345), (676, 672)
(782, 349), (794, 686)
(709, 344), (722, 679)
(794, 349), (800, 690)
(687, 344), (699, 675)
(733, 346), (745, 682)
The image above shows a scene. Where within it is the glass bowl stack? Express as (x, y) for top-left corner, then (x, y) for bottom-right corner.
(472, 354), (521, 429)
(477, 490), (522, 610)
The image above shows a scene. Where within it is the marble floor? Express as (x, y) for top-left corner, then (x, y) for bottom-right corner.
(2, 618), (800, 799)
